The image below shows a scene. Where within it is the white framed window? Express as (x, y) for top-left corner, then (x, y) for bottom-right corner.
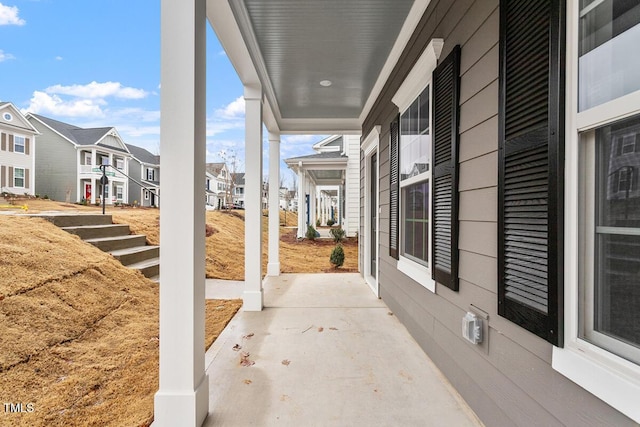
(116, 185), (123, 201)
(84, 152), (92, 165)
(554, 0), (640, 422)
(115, 158), (124, 170)
(147, 168), (155, 181)
(144, 189), (150, 200)
(13, 168), (24, 187)
(14, 136), (25, 154)
(3, 112), (12, 121)
(390, 38), (442, 292)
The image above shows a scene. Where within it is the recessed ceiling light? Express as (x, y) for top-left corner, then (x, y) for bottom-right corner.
(320, 80), (332, 87)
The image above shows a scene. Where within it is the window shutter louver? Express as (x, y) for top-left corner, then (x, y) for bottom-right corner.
(25, 138), (30, 155)
(1, 166), (5, 187)
(389, 116), (400, 260)
(1, 133), (5, 151)
(9, 167), (13, 186)
(498, 0), (565, 346)
(8, 134), (13, 152)
(431, 45), (461, 291)
(25, 169), (29, 190)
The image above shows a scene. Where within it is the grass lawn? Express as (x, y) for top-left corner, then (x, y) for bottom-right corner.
(0, 198), (359, 425)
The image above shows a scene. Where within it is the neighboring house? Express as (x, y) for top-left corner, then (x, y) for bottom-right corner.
(232, 172), (245, 207)
(0, 102), (39, 196)
(285, 135), (360, 237)
(158, 2), (640, 425)
(126, 143), (159, 207)
(205, 162), (231, 209)
(27, 114), (131, 205)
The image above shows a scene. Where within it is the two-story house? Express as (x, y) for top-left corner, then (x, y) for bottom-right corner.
(231, 172), (245, 208)
(205, 162), (231, 209)
(126, 144), (159, 207)
(27, 114), (131, 205)
(0, 102), (39, 196)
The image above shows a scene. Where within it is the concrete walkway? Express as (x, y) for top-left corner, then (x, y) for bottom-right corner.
(203, 274), (482, 426)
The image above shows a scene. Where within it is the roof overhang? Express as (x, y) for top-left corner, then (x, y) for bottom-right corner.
(207, 0), (431, 134)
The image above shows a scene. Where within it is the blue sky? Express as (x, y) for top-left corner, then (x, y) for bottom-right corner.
(0, 0), (322, 186)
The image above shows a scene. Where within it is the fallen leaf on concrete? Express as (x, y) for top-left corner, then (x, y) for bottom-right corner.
(240, 352), (255, 367)
(232, 344), (242, 351)
(281, 359), (290, 366)
(329, 327), (338, 331)
(317, 327), (324, 332)
(280, 395), (290, 402)
(243, 333), (255, 340)
(302, 325), (314, 334)
(387, 311), (394, 316)
(244, 379), (252, 385)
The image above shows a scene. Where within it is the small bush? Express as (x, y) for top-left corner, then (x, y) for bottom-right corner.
(329, 227), (346, 243)
(330, 244), (345, 268)
(306, 225), (319, 240)
(326, 218), (335, 226)
(316, 218), (321, 227)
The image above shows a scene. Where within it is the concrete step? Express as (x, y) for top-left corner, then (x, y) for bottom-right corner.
(85, 234), (147, 252)
(38, 213), (113, 227)
(62, 223), (130, 240)
(148, 275), (160, 283)
(110, 245), (159, 266)
(128, 257), (160, 278)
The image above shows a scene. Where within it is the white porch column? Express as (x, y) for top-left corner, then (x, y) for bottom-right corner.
(297, 167), (305, 238)
(267, 131), (281, 276)
(155, 0), (208, 425)
(244, 86), (264, 311)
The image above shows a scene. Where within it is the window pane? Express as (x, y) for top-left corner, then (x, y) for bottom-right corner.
(586, 114), (640, 362)
(402, 181), (429, 265)
(579, 0), (640, 110)
(400, 86), (430, 180)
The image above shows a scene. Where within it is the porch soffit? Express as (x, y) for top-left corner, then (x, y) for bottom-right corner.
(209, 0), (420, 133)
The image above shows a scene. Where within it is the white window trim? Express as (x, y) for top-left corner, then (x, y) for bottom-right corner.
(553, 1), (640, 422)
(13, 167), (25, 188)
(390, 39), (442, 294)
(13, 135), (26, 154)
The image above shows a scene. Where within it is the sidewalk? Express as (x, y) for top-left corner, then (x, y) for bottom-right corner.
(203, 273), (482, 426)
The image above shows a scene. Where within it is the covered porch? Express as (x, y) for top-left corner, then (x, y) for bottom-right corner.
(157, 0), (448, 425)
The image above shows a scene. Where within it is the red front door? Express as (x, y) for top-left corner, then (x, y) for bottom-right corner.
(85, 183), (92, 200)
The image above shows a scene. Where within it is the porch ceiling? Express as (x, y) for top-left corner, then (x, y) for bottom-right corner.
(208, 0), (422, 133)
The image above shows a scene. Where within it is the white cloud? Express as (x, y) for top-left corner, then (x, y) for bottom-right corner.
(0, 49), (15, 62)
(55, 56), (63, 61)
(215, 96), (245, 119)
(0, 3), (25, 26)
(45, 81), (148, 100)
(24, 91), (105, 118)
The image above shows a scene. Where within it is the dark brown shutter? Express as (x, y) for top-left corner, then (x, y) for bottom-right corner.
(498, 0), (565, 346)
(9, 167), (14, 186)
(431, 45), (461, 291)
(25, 138), (30, 155)
(1, 133), (5, 151)
(8, 134), (13, 152)
(389, 116), (400, 259)
(1, 165), (5, 187)
(25, 169), (30, 190)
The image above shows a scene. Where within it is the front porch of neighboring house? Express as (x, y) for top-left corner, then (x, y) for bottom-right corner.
(77, 147), (129, 205)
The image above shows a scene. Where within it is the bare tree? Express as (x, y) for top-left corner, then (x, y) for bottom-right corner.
(217, 149), (242, 209)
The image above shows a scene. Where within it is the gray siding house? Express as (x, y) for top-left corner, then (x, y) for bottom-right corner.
(0, 102), (39, 196)
(126, 143), (160, 207)
(27, 114), (132, 205)
(157, 0), (640, 425)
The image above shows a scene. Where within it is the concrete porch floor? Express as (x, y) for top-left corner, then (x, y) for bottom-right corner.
(204, 273), (483, 426)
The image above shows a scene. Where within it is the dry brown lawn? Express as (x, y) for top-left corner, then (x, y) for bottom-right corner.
(0, 215), (241, 426)
(18, 198), (359, 280)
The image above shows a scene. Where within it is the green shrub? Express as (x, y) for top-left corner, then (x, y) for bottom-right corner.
(326, 218), (335, 226)
(330, 244), (345, 268)
(329, 227), (346, 243)
(306, 225), (319, 240)
(316, 218), (321, 227)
